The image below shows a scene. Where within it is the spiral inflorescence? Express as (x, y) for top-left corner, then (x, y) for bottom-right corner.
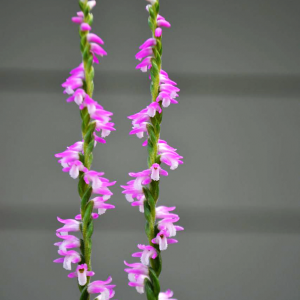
(54, 1), (117, 300)
(122, 1), (183, 300)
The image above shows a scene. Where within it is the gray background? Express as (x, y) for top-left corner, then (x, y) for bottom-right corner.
(1, 0), (300, 299)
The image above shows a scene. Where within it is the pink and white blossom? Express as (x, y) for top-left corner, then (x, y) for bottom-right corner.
(159, 290), (177, 300)
(84, 171), (116, 196)
(121, 170), (151, 203)
(124, 261), (149, 294)
(158, 217), (184, 237)
(56, 217), (81, 235)
(92, 197), (116, 215)
(54, 250), (81, 270)
(62, 160), (87, 179)
(156, 206), (178, 219)
(68, 264), (95, 286)
(150, 163), (168, 181)
(54, 233), (80, 252)
(132, 244), (157, 265)
(151, 229), (178, 251)
(87, 277), (116, 300)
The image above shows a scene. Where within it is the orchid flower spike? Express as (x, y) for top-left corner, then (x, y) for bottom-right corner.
(122, 0), (183, 297)
(54, 0), (116, 297)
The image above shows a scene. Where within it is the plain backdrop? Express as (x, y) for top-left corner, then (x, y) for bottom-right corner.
(1, 0), (300, 299)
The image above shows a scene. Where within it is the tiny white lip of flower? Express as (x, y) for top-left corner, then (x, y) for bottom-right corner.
(77, 268), (87, 286)
(146, 0), (156, 6)
(63, 256), (73, 270)
(170, 91), (177, 98)
(139, 204), (144, 213)
(141, 251), (151, 265)
(165, 223), (176, 237)
(137, 131), (144, 139)
(96, 290), (110, 300)
(125, 194), (134, 202)
(128, 273), (136, 282)
(101, 129), (111, 138)
(87, 1), (96, 10)
(92, 177), (103, 190)
(103, 195), (111, 201)
(65, 87), (74, 95)
(170, 160), (178, 170)
(159, 235), (168, 251)
(98, 208), (106, 215)
(88, 104), (97, 115)
(159, 293), (168, 300)
(74, 94), (83, 105)
(61, 162), (69, 168)
(141, 66), (148, 73)
(162, 98), (171, 108)
(70, 165), (79, 179)
(151, 167), (160, 181)
(134, 177), (144, 190)
(147, 106), (156, 117)
(136, 285), (145, 294)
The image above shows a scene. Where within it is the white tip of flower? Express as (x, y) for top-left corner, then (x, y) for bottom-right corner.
(125, 194), (134, 203)
(63, 257), (72, 270)
(162, 98), (171, 108)
(139, 205), (144, 213)
(87, 0), (96, 9)
(147, 106), (156, 117)
(141, 66), (148, 73)
(65, 87), (74, 95)
(69, 165), (79, 179)
(137, 132), (144, 139)
(136, 286), (145, 294)
(151, 168), (160, 181)
(101, 129), (111, 138)
(78, 271), (87, 286)
(88, 105), (96, 115)
(159, 235), (168, 251)
(128, 273), (135, 281)
(98, 208), (107, 215)
(141, 252), (151, 265)
(170, 161), (179, 170)
(74, 94), (83, 105)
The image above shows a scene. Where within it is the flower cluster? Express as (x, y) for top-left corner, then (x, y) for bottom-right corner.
(143, 139), (183, 170)
(55, 142), (116, 200)
(54, 1), (116, 299)
(130, 26), (179, 142)
(54, 214), (117, 300)
(62, 65), (115, 143)
(121, 164), (168, 212)
(122, 0), (183, 298)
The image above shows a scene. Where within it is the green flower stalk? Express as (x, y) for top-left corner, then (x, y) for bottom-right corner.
(54, 1), (117, 300)
(122, 1), (183, 300)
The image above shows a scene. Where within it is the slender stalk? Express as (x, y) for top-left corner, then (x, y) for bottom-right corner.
(54, 1), (116, 300)
(144, 1), (163, 298)
(76, 1), (97, 298)
(123, 1), (182, 299)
